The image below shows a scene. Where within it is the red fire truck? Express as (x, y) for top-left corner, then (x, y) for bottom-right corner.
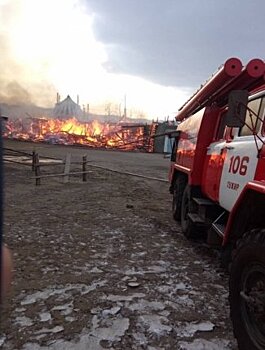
(169, 57), (265, 350)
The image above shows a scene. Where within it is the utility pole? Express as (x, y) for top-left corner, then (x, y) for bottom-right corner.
(124, 94), (127, 120)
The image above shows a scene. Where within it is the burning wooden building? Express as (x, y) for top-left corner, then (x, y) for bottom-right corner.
(4, 112), (157, 152)
(2, 94), (177, 153)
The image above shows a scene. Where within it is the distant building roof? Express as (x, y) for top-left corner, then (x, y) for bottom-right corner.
(53, 95), (82, 119)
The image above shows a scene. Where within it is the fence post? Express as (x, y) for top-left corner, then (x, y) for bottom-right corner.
(32, 150), (36, 172)
(82, 155), (87, 182)
(63, 153), (71, 184)
(35, 153), (41, 186)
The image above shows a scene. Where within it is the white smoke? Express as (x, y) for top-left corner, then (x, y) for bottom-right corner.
(0, 0), (189, 118)
(0, 0), (103, 106)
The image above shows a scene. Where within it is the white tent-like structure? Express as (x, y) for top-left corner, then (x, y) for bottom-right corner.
(53, 95), (82, 119)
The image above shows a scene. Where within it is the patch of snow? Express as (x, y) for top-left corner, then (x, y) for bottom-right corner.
(122, 275), (131, 281)
(52, 302), (73, 315)
(20, 281), (107, 305)
(90, 307), (102, 315)
(175, 295), (195, 308)
(157, 282), (192, 296)
(15, 316), (34, 327)
(132, 251), (147, 257)
(35, 326), (64, 334)
(105, 293), (146, 302)
(133, 332), (147, 345)
(0, 335), (6, 346)
(32, 334), (47, 341)
(91, 317), (130, 341)
(128, 300), (165, 312)
(159, 310), (171, 317)
(175, 282), (191, 290)
(15, 307), (27, 313)
(90, 267), (103, 273)
(176, 321), (215, 337)
(81, 280), (107, 295)
(20, 287), (68, 305)
(139, 314), (172, 336)
(102, 306), (121, 317)
(178, 338), (231, 349)
(146, 265), (166, 273)
(39, 312), (52, 322)
(22, 334), (104, 350)
(124, 267), (144, 276)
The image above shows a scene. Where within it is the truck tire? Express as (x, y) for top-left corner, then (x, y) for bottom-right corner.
(172, 176), (186, 221)
(229, 229), (265, 350)
(180, 185), (197, 239)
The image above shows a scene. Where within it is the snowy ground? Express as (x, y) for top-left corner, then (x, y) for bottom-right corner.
(1, 140), (237, 349)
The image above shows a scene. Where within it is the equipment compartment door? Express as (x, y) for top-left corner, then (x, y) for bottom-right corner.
(203, 141), (226, 202)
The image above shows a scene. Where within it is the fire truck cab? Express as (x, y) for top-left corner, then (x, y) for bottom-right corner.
(169, 58), (265, 350)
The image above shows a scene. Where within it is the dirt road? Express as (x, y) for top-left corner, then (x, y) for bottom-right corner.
(1, 140), (237, 349)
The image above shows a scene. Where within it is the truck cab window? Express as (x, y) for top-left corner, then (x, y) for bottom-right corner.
(240, 97), (264, 136)
(215, 111), (227, 140)
(171, 138), (178, 162)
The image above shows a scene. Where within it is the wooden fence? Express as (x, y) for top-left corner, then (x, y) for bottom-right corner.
(32, 153), (90, 186)
(4, 148), (90, 186)
(4, 147), (168, 185)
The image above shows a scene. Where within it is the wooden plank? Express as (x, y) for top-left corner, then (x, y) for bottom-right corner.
(32, 151), (36, 171)
(32, 170), (93, 179)
(35, 153), (41, 186)
(63, 153), (71, 183)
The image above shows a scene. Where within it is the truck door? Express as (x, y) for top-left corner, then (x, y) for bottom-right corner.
(202, 111), (227, 202)
(219, 95), (265, 211)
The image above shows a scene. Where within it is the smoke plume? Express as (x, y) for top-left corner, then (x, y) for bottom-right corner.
(0, 0), (56, 107)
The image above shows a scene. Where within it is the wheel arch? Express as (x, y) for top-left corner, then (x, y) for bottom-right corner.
(224, 181), (265, 246)
(170, 169), (188, 191)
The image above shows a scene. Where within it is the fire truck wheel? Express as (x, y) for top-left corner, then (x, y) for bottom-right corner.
(229, 229), (265, 350)
(180, 185), (197, 239)
(172, 176), (186, 221)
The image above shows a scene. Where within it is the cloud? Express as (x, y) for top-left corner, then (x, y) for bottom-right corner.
(5, 0), (263, 117)
(85, 0), (265, 88)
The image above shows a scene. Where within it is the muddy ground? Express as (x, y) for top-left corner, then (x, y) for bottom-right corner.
(1, 139), (237, 349)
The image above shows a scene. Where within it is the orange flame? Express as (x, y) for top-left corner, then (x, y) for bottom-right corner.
(4, 117), (153, 151)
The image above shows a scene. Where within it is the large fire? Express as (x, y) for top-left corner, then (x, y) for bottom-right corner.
(4, 117), (155, 152)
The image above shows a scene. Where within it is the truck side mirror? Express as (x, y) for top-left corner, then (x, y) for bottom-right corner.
(226, 90), (249, 128)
